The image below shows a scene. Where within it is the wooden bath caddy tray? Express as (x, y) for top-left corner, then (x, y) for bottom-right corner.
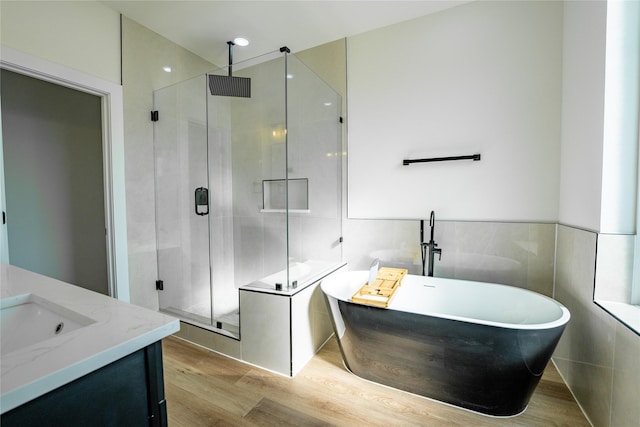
(351, 267), (408, 308)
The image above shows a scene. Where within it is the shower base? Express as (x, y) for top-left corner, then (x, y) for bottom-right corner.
(161, 306), (239, 338)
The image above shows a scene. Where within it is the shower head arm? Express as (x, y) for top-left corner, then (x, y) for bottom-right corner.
(227, 41), (235, 76)
(208, 40), (251, 98)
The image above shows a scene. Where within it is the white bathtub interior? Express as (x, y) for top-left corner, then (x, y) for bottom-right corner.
(322, 271), (570, 329)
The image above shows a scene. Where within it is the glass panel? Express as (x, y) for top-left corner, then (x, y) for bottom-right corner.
(285, 53), (343, 285)
(152, 49), (343, 338)
(207, 50), (288, 326)
(153, 75), (212, 325)
(204, 70), (236, 334)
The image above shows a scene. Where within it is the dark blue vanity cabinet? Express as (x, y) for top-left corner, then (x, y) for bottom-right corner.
(1, 341), (167, 427)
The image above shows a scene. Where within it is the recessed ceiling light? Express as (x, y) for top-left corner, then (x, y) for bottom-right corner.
(287, 74), (294, 79)
(323, 102), (333, 107)
(233, 37), (249, 47)
(162, 66), (172, 73)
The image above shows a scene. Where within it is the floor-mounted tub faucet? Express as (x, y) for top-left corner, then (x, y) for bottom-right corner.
(420, 211), (441, 276)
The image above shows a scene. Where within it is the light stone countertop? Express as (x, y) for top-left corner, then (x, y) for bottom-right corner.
(0, 263), (180, 414)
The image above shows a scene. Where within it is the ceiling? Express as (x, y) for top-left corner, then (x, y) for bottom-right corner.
(102, 1), (469, 67)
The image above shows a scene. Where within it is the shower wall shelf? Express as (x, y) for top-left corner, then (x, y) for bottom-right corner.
(262, 178), (309, 211)
(402, 154), (481, 166)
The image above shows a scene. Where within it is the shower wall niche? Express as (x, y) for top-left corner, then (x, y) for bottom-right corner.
(153, 49), (343, 338)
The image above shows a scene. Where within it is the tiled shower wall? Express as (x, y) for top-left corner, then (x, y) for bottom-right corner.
(122, 17), (215, 310)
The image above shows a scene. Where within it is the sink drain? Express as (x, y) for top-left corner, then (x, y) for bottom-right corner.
(55, 322), (64, 335)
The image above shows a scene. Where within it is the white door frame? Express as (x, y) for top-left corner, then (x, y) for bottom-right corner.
(0, 46), (130, 302)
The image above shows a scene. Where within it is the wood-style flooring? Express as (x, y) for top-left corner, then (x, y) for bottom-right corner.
(162, 336), (590, 426)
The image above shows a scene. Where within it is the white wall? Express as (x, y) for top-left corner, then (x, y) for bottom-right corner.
(600, 0), (639, 234)
(0, 1), (121, 84)
(557, 1), (606, 232)
(557, 1), (608, 232)
(347, 1), (563, 222)
(558, 1), (639, 234)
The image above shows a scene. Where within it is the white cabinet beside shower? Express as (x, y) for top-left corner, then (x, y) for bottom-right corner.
(239, 265), (344, 377)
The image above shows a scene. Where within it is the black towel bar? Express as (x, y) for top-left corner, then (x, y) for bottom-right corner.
(403, 154), (481, 166)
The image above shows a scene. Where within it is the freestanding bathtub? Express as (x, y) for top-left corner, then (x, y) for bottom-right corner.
(320, 270), (570, 417)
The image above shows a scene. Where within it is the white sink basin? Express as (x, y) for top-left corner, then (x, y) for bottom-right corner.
(0, 293), (96, 356)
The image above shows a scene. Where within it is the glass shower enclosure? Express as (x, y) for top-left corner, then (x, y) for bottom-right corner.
(153, 48), (342, 338)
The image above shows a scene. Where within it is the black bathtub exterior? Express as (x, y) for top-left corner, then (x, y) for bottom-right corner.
(333, 300), (566, 417)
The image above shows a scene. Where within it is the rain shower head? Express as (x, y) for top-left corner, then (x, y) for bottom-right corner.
(209, 41), (251, 98)
(208, 74), (251, 97)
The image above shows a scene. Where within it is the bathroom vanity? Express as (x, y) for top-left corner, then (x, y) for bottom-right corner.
(0, 264), (180, 426)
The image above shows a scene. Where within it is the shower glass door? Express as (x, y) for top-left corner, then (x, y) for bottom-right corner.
(152, 48), (342, 339)
(153, 75), (213, 326)
(210, 51), (289, 291)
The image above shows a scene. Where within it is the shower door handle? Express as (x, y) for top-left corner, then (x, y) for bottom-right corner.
(195, 187), (209, 216)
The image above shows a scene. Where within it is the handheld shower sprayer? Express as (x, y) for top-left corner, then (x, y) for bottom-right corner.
(421, 210), (441, 277)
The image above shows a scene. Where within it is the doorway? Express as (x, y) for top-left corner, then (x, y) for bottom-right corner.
(1, 69), (109, 295)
